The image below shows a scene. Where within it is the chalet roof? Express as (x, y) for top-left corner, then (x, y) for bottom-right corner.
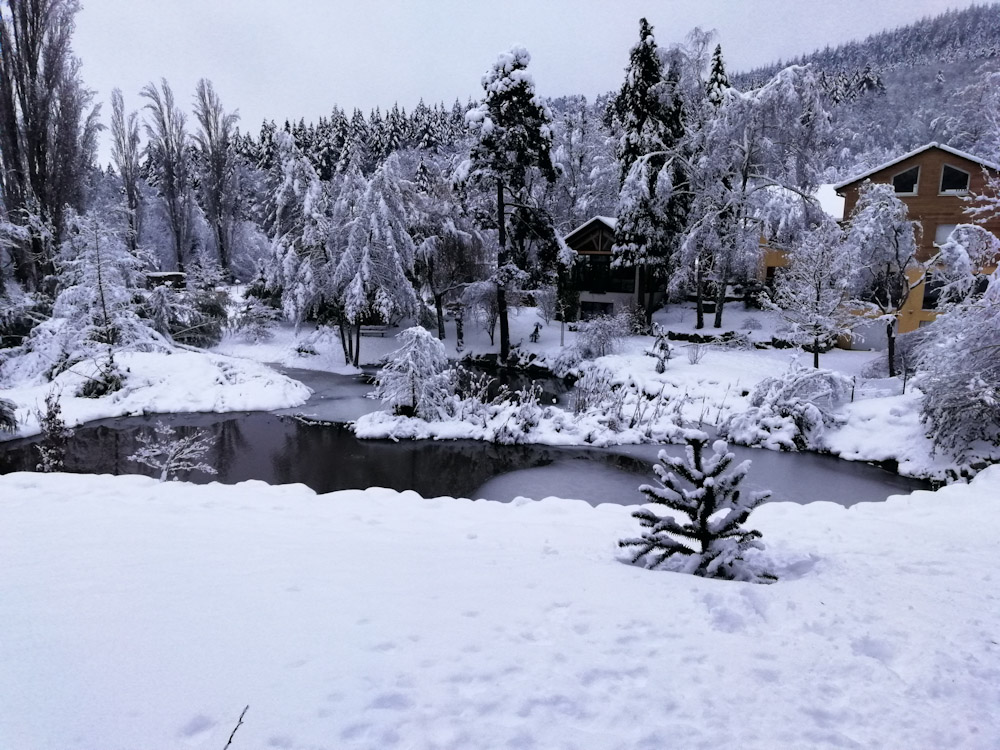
(563, 215), (616, 244)
(833, 142), (1000, 192)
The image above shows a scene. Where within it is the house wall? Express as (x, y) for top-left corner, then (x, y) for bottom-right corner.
(839, 147), (1000, 336)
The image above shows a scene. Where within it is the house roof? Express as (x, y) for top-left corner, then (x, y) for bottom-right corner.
(563, 215), (616, 244)
(833, 142), (1000, 192)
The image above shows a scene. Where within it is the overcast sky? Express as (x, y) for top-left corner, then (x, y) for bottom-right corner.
(74, 0), (982, 149)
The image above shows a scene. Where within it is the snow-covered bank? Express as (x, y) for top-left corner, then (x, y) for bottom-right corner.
(1, 470), (998, 750)
(0, 349), (311, 441)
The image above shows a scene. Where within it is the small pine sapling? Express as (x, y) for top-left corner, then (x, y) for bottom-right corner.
(128, 420), (218, 482)
(620, 432), (774, 582)
(35, 391), (74, 471)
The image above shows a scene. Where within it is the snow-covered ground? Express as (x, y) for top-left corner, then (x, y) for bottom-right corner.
(1, 468), (997, 750)
(0, 349), (311, 441)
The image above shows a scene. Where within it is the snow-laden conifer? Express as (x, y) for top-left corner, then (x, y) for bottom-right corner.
(373, 326), (449, 419)
(35, 391), (74, 472)
(466, 45), (557, 361)
(620, 432), (773, 582)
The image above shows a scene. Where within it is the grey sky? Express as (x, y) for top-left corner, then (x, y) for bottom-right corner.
(74, 0), (982, 146)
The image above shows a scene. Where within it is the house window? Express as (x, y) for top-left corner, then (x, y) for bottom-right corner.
(940, 164), (970, 194)
(892, 166), (919, 194)
(934, 224), (957, 245)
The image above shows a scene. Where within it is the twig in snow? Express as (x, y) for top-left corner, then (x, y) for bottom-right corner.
(222, 705), (249, 750)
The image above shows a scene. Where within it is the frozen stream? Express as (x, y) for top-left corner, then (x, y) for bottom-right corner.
(0, 368), (927, 505)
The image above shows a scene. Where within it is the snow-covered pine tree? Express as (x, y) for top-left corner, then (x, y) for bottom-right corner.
(332, 155), (417, 366)
(53, 211), (156, 393)
(373, 326), (449, 418)
(35, 390), (74, 471)
(706, 44), (730, 106)
(620, 432), (773, 582)
(771, 217), (858, 367)
(127, 420), (218, 482)
(466, 45), (557, 362)
(607, 19), (690, 320)
(844, 181), (920, 376)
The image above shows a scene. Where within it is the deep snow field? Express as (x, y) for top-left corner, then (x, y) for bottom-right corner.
(1, 468), (998, 750)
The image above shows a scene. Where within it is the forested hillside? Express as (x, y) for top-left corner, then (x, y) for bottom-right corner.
(734, 3), (1000, 174)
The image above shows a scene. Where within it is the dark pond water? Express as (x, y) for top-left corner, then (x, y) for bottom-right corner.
(0, 410), (928, 507)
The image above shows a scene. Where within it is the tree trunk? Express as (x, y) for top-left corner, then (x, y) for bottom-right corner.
(434, 293), (446, 340)
(813, 335), (820, 369)
(353, 323), (362, 368)
(496, 177), (510, 362)
(695, 264), (705, 330)
(886, 319), (897, 378)
(713, 272), (727, 329)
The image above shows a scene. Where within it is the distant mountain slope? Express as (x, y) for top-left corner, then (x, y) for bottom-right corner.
(731, 4), (1000, 177)
(733, 3), (1000, 88)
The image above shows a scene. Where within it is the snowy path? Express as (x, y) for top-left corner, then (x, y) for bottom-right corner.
(1, 470), (998, 749)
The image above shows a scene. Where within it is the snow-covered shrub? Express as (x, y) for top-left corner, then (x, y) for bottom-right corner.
(740, 316), (764, 331)
(619, 432), (773, 583)
(646, 325), (674, 373)
(570, 367), (616, 415)
(0, 397), (16, 433)
(493, 383), (546, 444)
(916, 272), (1000, 467)
(35, 391), (73, 471)
(172, 262), (229, 348)
(722, 367), (853, 450)
(374, 326), (450, 418)
(0, 282), (48, 351)
(686, 343), (707, 364)
(128, 421), (218, 482)
(227, 298), (281, 343)
(576, 313), (630, 359)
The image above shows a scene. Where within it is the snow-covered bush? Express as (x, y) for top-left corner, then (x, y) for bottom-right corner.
(740, 316), (764, 331)
(374, 326), (450, 418)
(227, 298), (281, 343)
(619, 432), (773, 583)
(916, 271), (1000, 467)
(128, 421), (218, 482)
(686, 343), (707, 364)
(35, 391), (73, 471)
(576, 313), (630, 359)
(646, 325), (674, 373)
(494, 383), (546, 444)
(722, 367), (853, 450)
(0, 397), (16, 433)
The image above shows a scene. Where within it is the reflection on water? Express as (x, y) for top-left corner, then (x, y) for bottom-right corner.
(0, 411), (928, 506)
